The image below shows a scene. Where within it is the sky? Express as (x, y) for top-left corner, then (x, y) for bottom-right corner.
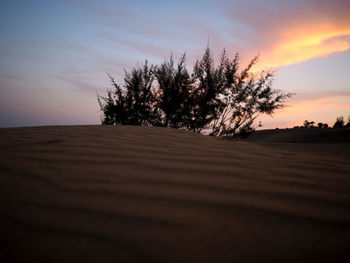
(1, 0), (350, 129)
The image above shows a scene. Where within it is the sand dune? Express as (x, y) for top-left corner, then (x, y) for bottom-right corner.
(247, 127), (350, 143)
(1, 125), (350, 262)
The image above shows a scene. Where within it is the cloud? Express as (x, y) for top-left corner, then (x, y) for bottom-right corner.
(65, 0), (350, 68)
(224, 0), (350, 68)
(98, 32), (172, 60)
(259, 28), (350, 69)
(0, 72), (21, 80)
(68, 0), (176, 38)
(56, 75), (101, 93)
(67, 0), (134, 17)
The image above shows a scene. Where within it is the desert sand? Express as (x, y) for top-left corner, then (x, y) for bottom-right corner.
(1, 125), (350, 262)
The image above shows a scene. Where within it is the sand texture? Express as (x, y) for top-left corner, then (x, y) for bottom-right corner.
(247, 127), (350, 143)
(1, 125), (350, 262)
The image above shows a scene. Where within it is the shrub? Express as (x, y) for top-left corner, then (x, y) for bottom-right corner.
(98, 47), (293, 138)
(303, 120), (315, 128)
(333, 116), (345, 128)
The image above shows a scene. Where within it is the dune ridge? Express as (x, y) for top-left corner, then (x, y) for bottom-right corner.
(247, 127), (350, 143)
(1, 125), (350, 262)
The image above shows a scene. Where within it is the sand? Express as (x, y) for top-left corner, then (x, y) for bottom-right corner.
(1, 125), (349, 262)
(247, 127), (350, 143)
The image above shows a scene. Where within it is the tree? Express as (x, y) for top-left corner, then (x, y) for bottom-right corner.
(346, 115), (350, 128)
(207, 51), (293, 138)
(123, 61), (157, 125)
(333, 116), (345, 128)
(98, 47), (293, 138)
(154, 54), (194, 129)
(303, 120), (315, 128)
(187, 47), (228, 133)
(98, 61), (160, 126)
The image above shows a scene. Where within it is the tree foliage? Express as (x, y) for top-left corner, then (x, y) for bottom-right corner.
(303, 120), (315, 128)
(154, 54), (194, 129)
(98, 61), (159, 126)
(98, 47), (293, 138)
(317, 122), (328, 129)
(333, 115), (350, 128)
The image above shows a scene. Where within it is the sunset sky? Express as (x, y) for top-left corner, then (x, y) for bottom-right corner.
(1, 0), (350, 128)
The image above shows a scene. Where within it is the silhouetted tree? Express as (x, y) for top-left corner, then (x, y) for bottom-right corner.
(154, 54), (195, 129)
(124, 61), (158, 125)
(303, 120), (315, 128)
(333, 116), (345, 128)
(98, 47), (293, 138)
(346, 115), (350, 128)
(97, 76), (125, 125)
(317, 122), (328, 128)
(188, 48), (228, 133)
(208, 51), (292, 138)
(98, 61), (160, 126)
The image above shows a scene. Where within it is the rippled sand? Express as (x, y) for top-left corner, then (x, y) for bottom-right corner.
(1, 125), (349, 262)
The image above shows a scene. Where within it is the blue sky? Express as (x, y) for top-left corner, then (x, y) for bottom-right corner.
(1, 0), (350, 128)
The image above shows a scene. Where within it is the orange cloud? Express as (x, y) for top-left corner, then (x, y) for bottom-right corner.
(258, 27), (350, 69)
(227, 1), (350, 70)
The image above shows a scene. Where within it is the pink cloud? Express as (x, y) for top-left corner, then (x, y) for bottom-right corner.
(225, 0), (350, 68)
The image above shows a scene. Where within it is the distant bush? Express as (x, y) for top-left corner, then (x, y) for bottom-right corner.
(333, 115), (350, 128)
(301, 120), (330, 128)
(333, 116), (344, 128)
(296, 116), (350, 129)
(318, 122), (328, 128)
(303, 120), (315, 128)
(98, 47), (293, 138)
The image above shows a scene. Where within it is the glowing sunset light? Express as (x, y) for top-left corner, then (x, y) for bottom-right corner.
(258, 94), (350, 129)
(258, 28), (350, 69)
(281, 96), (350, 116)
